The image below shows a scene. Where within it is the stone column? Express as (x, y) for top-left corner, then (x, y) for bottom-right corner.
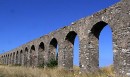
(63, 40), (73, 69)
(16, 52), (18, 64)
(29, 50), (32, 67)
(2, 56), (4, 64)
(44, 46), (49, 67)
(12, 54), (13, 65)
(3, 56), (5, 64)
(58, 41), (65, 68)
(114, 23), (130, 77)
(3, 56), (4, 64)
(24, 50), (27, 66)
(11, 54), (13, 65)
(9, 54), (12, 64)
(58, 32), (76, 69)
(12, 53), (14, 65)
(18, 51), (20, 65)
(5, 56), (7, 65)
(7, 55), (9, 64)
(6, 55), (8, 65)
(21, 51), (24, 66)
(27, 49), (30, 67)
(19, 51), (24, 66)
(4, 56), (6, 64)
(38, 47), (44, 67)
(1, 56), (3, 64)
(1, 57), (2, 64)
(14, 52), (16, 65)
(34, 47), (39, 67)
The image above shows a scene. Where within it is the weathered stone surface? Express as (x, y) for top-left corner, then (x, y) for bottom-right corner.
(0, 0), (130, 76)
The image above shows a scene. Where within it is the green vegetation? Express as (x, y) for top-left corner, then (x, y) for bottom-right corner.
(38, 58), (58, 68)
(46, 58), (58, 68)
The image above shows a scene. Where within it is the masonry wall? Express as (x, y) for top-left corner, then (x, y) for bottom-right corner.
(0, 0), (130, 77)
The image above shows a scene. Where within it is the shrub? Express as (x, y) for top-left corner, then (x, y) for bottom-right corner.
(46, 58), (58, 68)
(13, 64), (21, 66)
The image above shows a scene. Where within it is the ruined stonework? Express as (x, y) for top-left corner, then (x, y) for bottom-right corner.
(0, 0), (130, 77)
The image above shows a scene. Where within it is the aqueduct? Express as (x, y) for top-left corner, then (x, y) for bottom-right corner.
(0, 0), (130, 76)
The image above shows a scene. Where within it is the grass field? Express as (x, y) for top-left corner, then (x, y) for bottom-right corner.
(0, 65), (115, 77)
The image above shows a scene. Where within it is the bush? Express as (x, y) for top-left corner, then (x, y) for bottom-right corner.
(13, 64), (21, 66)
(46, 58), (58, 68)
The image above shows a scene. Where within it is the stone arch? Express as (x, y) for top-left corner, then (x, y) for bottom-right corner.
(3, 56), (4, 64)
(16, 51), (19, 64)
(1, 56), (3, 64)
(3, 55), (5, 64)
(8, 54), (10, 64)
(88, 21), (113, 70)
(24, 47), (29, 66)
(38, 42), (45, 66)
(12, 52), (15, 64)
(2, 56), (4, 64)
(30, 45), (36, 66)
(49, 38), (58, 60)
(90, 21), (109, 39)
(20, 50), (23, 65)
(10, 53), (12, 64)
(5, 54), (7, 65)
(6, 54), (8, 65)
(64, 31), (79, 69)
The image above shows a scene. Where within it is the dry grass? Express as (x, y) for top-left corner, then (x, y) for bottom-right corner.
(0, 65), (115, 77)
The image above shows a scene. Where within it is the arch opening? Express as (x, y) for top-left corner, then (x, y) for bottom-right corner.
(31, 45), (35, 50)
(91, 21), (108, 39)
(90, 21), (113, 68)
(49, 38), (58, 61)
(99, 25), (113, 67)
(74, 36), (79, 67)
(30, 45), (36, 66)
(65, 31), (79, 68)
(38, 42), (45, 66)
